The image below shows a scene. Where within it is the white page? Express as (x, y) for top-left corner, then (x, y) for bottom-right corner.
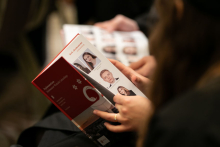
(63, 24), (149, 66)
(47, 34), (146, 98)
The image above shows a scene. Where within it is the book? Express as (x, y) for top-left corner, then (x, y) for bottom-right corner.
(62, 24), (149, 66)
(32, 34), (147, 146)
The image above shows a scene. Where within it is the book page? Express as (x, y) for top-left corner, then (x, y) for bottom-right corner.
(47, 34), (146, 98)
(63, 24), (149, 66)
(33, 57), (119, 147)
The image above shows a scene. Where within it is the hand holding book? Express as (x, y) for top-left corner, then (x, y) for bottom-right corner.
(32, 34), (148, 146)
(109, 59), (151, 97)
(93, 94), (153, 133)
(92, 59), (153, 133)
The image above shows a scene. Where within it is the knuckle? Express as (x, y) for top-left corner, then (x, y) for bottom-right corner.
(116, 14), (124, 21)
(124, 98), (131, 104)
(121, 107), (128, 114)
(106, 115), (112, 120)
(113, 96), (117, 102)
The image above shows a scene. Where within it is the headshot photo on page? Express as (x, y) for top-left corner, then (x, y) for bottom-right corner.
(73, 59), (91, 74)
(123, 46), (137, 55)
(79, 48), (101, 71)
(80, 26), (94, 35)
(103, 45), (116, 55)
(100, 69), (119, 89)
(117, 86), (136, 96)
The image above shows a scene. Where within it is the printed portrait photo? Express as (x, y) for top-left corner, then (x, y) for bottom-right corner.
(117, 86), (136, 96)
(80, 27), (94, 35)
(100, 69), (119, 89)
(79, 48), (101, 71)
(103, 45), (116, 55)
(123, 46), (137, 55)
(73, 59), (91, 74)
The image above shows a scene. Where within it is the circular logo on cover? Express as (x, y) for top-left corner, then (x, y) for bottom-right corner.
(83, 86), (101, 102)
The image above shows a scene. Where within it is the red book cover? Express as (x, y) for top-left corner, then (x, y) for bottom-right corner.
(32, 57), (119, 147)
(31, 33), (145, 146)
(33, 57), (100, 119)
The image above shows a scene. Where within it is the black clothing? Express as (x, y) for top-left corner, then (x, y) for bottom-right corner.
(82, 67), (91, 74)
(17, 112), (97, 147)
(128, 90), (136, 96)
(76, 0), (154, 24)
(144, 78), (220, 147)
(108, 78), (119, 89)
(17, 105), (136, 147)
(75, 0), (157, 37)
(186, 0), (220, 17)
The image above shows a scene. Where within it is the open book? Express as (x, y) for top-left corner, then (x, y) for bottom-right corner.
(32, 34), (146, 147)
(62, 24), (149, 66)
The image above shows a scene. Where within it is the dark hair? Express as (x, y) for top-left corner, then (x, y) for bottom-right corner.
(82, 52), (97, 70)
(74, 63), (83, 69)
(117, 86), (129, 95)
(74, 63), (90, 74)
(138, 1), (220, 146)
(149, 0), (220, 110)
(100, 69), (109, 78)
(103, 46), (116, 54)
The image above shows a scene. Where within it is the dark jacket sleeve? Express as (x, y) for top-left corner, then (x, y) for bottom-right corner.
(143, 87), (220, 147)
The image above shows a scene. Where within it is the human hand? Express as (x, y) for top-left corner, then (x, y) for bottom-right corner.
(94, 14), (139, 32)
(129, 56), (156, 79)
(109, 59), (151, 96)
(93, 94), (154, 132)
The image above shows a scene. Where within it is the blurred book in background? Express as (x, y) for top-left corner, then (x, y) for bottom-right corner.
(62, 24), (149, 66)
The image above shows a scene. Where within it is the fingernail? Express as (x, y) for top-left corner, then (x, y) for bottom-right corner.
(93, 110), (97, 114)
(104, 122), (107, 126)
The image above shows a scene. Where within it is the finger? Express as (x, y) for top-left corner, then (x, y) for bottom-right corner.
(106, 26), (115, 33)
(109, 59), (128, 72)
(115, 103), (123, 111)
(136, 57), (156, 78)
(94, 22), (102, 27)
(106, 21), (118, 32)
(129, 57), (146, 70)
(94, 21), (108, 27)
(93, 110), (122, 122)
(104, 122), (130, 133)
(95, 22), (110, 30)
(135, 64), (151, 78)
(109, 59), (146, 88)
(129, 71), (148, 88)
(113, 94), (126, 105)
(94, 22), (105, 28)
(109, 59), (137, 81)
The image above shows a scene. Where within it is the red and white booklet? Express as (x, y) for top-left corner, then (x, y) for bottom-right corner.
(32, 34), (146, 146)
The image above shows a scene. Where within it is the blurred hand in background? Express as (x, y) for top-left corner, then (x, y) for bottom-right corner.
(95, 14), (139, 32)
